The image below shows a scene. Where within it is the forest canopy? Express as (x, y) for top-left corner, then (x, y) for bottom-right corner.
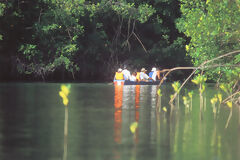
(0, 0), (239, 82)
(177, 0), (240, 81)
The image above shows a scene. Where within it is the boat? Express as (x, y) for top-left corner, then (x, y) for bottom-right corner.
(114, 80), (161, 85)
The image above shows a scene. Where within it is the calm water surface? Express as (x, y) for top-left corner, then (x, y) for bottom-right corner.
(0, 83), (239, 160)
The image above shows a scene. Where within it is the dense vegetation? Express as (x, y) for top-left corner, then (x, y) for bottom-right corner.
(177, 0), (240, 81)
(0, 0), (239, 82)
(0, 0), (189, 81)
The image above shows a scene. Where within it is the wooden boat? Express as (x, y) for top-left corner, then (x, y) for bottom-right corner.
(114, 80), (161, 85)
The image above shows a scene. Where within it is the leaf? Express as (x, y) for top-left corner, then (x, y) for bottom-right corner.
(59, 91), (67, 99)
(188, 91), (193, 98)
(130, 122), (138, 134)
(191, 79), (199, 85)
(61, 85), (70, 96)
(210, 96), (218, 104)
(226, 101), (232, 108)
(217, 93), (222, 103)
(185, 45), (189, 52)
(163, 106), (167, 112)
(157, 89), (162, 96)
(63, 97), (69, 106)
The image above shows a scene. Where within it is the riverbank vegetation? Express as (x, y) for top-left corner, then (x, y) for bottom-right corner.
(0, 0), (189, 81)
(153, 0), (239, 127)
(0, 0), (239, 87)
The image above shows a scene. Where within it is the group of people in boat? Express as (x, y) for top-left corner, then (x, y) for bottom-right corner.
(114, 66), (163, 82)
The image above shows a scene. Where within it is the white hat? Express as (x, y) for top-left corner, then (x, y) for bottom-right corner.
(118, 68), (122, 72)
(141, 68), (147, 72)
(151, 67), (156, 71)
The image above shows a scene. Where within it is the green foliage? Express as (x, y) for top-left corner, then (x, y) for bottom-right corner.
(157, 88), (162, 96)
(188, 91), (193, 99)
(0, 0), (189, 81)
(191, 74), (207, 93)
(0, 3), (5, 16)
(177, 0), (240, 81)
(220, 83), (233, 95)
(182, 96), (190, 109)
(0, 2), (5, 40)
(16, 0), (86, 76)
(19, 44), (38, 61)
(219, 67), (239, 96)
(172, 81), (181, 93)
(14, 0), (158, 78)
(191, 74), (207, 85)
(137, 4), (156, 23)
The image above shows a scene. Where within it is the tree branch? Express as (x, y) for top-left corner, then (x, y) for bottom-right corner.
(156, 50), (240, 104)
(133, 32), (148, 53)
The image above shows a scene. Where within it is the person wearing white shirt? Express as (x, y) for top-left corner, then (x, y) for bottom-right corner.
(140, 68), (151, 81)
(122, 66), (131, 80)
(130, 72), (137, 81)
(149, 67), (157, 81)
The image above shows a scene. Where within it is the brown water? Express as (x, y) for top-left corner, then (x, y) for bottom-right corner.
(0, 83), (239, 160)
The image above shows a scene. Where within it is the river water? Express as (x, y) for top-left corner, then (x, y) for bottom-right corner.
(0, 83), (239, 160)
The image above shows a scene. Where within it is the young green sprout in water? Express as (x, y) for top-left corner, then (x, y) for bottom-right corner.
(210, 95), (218, 119)
(162, 106), (167, 120)
(182, 90), (194, 114)
(59, 85), (71, 106)
(226, 101), (232, 108)
(191, 74), (207, 112)
(130, 122), (138, 134)
(217, 93), (222, 114)
(163, 106), (167, 112)
(59, 84), (71, 160)
(172, 81), (181, 108)
(220, 83), (233, 96)
(219, 83), (233, 129)
(157, 89), (162, 112)
(157, 88), (162, 97)
(183, 96), (190, 114)
(188, 91), (193, 111)
(225, 101), (233, 129)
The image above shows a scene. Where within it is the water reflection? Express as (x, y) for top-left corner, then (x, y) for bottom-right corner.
(114, 85), (123, 144)
(113, 83), (240, 160)
(113, 85), (158, 160)
(114, 85), (158, 141)
(0, 84), (240, 160)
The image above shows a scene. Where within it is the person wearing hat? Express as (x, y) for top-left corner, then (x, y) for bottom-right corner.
(140, 68), (152, 82)
(149, 67), (157, 81)
(114, 68), (124, 80)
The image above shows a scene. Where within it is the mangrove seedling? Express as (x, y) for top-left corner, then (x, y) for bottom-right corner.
(130, 122), (138, 134)
(220, 83), (235, 129)
(188, 91), (193, 111)
(157, 88), (162, 112)
(59, 84), (71, 160)
(220, 83), (233, 96)
(171, 81), (181, 108)
(162, 106), (167, 119)
(183, 96), (190, 114)
(210, 95), (218, 119)
(225, 101), (233, 129)
(217, 93), (222, 114)
(163, 106), (167, 112)
(191, 74), (207, 112)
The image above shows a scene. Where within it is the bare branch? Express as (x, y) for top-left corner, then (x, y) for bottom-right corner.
(222, 91), (240, 104)
(133, 32), (148, 53)
(38, 8), (43, 23)
(156, 50), (240, 104)
(66, 28), (72, 40)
